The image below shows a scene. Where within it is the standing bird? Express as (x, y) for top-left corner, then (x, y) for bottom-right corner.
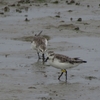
(31, 32), (48, 63)
(45, 51), (87, 82)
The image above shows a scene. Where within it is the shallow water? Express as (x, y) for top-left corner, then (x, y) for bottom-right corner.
(0, 3), (100, 99)
(49, 36), (100, 84)
(0, 32), (100, 100)
(0, 39), (29, 52)
(0, 37), (100, 84)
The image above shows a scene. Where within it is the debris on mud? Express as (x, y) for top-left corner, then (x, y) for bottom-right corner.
(77, 18), (82, 22)
(25, 18), (30, 21)
(3, 6), (10, 12)
(18, 0), (30, 3)
(58, 24), (77, 30)
(52, 1), (59, 4)
(85, 76), (98, 80)
(68, 10), (73, 12)
(0, 12), (4, 14)
(74, 27), (80, 30)
(87, 5), (90, 7)
(16, 9), (22, 13)
(28, 87), (37, 89)
(75, 2), (80, 5)
(67, 0), (75, 5)
(55, 15), (60, 18)
(70, 17), (73, 21)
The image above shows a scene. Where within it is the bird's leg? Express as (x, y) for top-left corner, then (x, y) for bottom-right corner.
(58, 69), (65, 80)
(65, 70), (67, 82)
(37, 52), (41, 60)
(58, 69), (67, 82)
(58, 72), (63, 80)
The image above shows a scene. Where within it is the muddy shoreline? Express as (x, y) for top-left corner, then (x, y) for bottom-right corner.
(0, 0), (100, 100)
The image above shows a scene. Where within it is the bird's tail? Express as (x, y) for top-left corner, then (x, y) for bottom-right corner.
(82, 61), (87, 63)
(70, 57), (87, 64)
(74, 60), (87, 64)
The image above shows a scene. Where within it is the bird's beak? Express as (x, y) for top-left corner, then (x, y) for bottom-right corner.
(45, 57), (49, 62)
(42, 54), (45, 64)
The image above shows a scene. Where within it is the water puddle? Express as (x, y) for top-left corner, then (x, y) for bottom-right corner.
(0, 36), (100, 85)
(0, 39), (29, 52)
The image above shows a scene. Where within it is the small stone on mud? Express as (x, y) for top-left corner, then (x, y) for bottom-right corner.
(55, 15), (60, 18)
(60, 20), (65, 22)
(48, 97), (53, 100)
(18, 83), (20, 85)
(9, 4), (15, 6)
(18, 0), (24, 3)
(44, 74), (47, 77)
(85, 76), (97, 80)
(17, 3), (20, 6)
(94, 70), (98, 72)
(44, 3), (48, 5)
(70, 17), (73, 21)
(74, 27), (79, 30)
(53, 91), (56, 93)
(70, 75), (75, 77)
(70, 0), (75, 3)
(67, 0), (75, 4)
(76, 2), (80, 5)
(4, 6), (10, 12)
(0, 12), (4, 14)
(25, 15), (28, 17)
(25, 18), (30, 21)
(57, 72), (60, 74)
(66, 1), (68, 3)
(16, 9), (22, 13)
(77, 18), (82, 21)
(87, 5), (90, 7)
(26, 0), (30, 3)
(52, 1), (59, 4)
(5, 54), (10, 57)
(28, 87), (36, 89)
(68, 10), (73, 12)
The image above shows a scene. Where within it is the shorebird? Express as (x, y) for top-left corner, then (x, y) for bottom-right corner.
(45, 51), (87, 82)
(31, 31), (48, 63)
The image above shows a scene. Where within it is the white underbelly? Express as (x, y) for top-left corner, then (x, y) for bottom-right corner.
(45, 39), (48, 46)
(31, 41), (37, 50)
(48, 59), (79, 69)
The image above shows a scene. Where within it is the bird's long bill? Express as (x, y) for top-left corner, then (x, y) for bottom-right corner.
(44, 57), (49, 62)
(42, 54), (45, 63)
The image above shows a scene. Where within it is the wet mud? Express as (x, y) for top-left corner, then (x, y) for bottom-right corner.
(0, 0), (100, 100)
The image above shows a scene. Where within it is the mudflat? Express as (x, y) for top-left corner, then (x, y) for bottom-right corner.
(0, 0), (100, 100)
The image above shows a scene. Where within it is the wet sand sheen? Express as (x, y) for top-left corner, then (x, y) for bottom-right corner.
(0, 0), (100, 100)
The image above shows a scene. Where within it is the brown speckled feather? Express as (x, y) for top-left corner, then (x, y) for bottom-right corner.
(54, 54), (87, 64)
(33, 36), (46, 46)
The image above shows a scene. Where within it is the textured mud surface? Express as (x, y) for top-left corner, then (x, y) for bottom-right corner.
(0, 0), (100, 100)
